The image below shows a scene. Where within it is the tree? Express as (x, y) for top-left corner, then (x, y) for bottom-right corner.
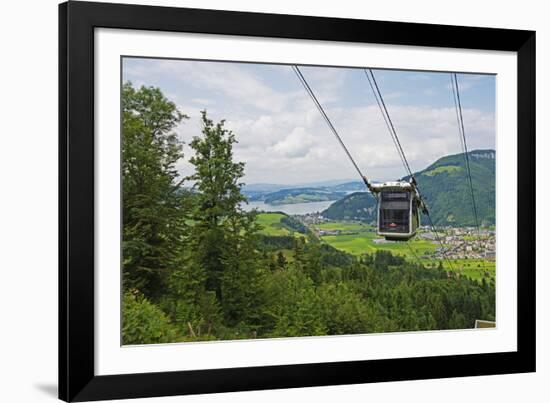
(318, 282), (384, 334)
(448, 309), (468, 329)
(263, 267), (327, 337)
(187, 111), (265, 329)
(220, 211), (265, 327)
(276, 251), (287, 269)
(292, 237), (307, 271)
(121, 82), (188, 299)
(187, 111), (246, 297)
(122, 291), (179, 344)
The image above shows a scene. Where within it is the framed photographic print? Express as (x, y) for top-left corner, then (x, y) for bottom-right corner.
(59, 1), (535, 401)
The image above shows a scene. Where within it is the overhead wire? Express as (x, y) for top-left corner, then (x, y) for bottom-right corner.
(405, 240), (423, 267)
(292, 65), (375, 197)
(364, 69), (416, 182)
(364, 69), (409, 177)
(450, 73), (486, 269)
(450, 75), (468, 166)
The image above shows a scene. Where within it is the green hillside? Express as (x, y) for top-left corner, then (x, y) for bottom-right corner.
(413, 149), (495, 226)
(247, 187), (346, 205)
(321, 192), (377, 222)
(322, 149), (495, 226)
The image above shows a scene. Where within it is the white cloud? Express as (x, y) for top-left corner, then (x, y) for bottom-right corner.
(191, 98), (215, 106)
(175, 101), (494, 184)
(157, 60), (300, 113)
(125, 59), (495, 185)
(270, 127), (315, 158)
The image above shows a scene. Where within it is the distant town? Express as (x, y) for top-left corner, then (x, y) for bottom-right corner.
(294, 211), (495, 262)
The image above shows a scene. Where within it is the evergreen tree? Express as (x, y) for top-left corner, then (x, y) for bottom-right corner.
(292, 237), (307, 271)
(187, 111), (265, 329)
(188, 111), (246, 297)
(220, 211), (264, 327)
(121, 82), (188, 299)
(276, 251), (287, 269)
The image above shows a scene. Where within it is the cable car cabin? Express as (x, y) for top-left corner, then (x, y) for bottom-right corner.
(370, 181), (419, 241)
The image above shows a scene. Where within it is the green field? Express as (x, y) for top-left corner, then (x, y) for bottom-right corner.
(317, 220), (494, 282)
(256, 212), (291, 236)
(318, 221), (437, 257)
(321, 231), (437, 257)
(442, 258), (496, 281)
(316, 221), (371, 231)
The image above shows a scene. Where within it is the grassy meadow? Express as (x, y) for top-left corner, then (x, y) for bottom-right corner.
(256, 212), (292, 236)
(314, 219), (493, 282)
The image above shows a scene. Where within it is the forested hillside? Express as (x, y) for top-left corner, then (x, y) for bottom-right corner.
(321, 192), (377, 221)
(414, 150), (495, 226)
(322, 150), (495, 226)
(121, 82), (495, 345)
(249, 187), (346, 205)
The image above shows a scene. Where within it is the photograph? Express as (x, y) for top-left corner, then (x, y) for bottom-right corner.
(121, 57), (497, 345)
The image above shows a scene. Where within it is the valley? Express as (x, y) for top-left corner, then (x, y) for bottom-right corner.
(256, 212), (496, 282)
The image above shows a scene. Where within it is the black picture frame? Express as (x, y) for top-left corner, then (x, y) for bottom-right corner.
(59, 1), (536, 401)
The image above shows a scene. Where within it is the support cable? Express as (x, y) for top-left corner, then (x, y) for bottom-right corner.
(405, 241), (423, 267)
(364, 69), (408, 177)
(451, 73), (486, 267)
(365, 69), (416, 182)
(292, 65), (375, 196)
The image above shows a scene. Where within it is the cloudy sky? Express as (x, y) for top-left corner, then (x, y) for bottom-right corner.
(123, 57), (495, 185)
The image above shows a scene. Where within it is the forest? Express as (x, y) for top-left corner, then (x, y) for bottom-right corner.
(121, 82), (495, 345)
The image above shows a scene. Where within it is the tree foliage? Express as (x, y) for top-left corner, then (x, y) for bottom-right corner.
(122, 291), (179, 345)
(122, 82), (188, 299)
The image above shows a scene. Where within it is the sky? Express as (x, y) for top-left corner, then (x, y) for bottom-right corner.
(123, 57), (495, 185)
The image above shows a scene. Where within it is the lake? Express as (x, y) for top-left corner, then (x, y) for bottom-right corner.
(242, 200), (335, 215)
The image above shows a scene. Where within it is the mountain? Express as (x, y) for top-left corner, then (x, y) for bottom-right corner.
(249, 187), (347, 205)
(329, 181), (366, 192)
(412, 149), (495, 226)
(242, 179), (358, 200)
(321, 149), (495, 226)
(242, 178), (367, 203)
(241, 183), (290, 200)
(241, 183), (289, 193)
(320, 192), (377, 221)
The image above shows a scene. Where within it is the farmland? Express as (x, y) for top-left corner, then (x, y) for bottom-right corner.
(314, 220), (495, 282)
(318, 225), (437, 258)
(256, 213), (495, 283)
(256, 212), (292, 236)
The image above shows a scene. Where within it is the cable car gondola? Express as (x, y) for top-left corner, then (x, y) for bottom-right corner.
(369, 180), (426, 241)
